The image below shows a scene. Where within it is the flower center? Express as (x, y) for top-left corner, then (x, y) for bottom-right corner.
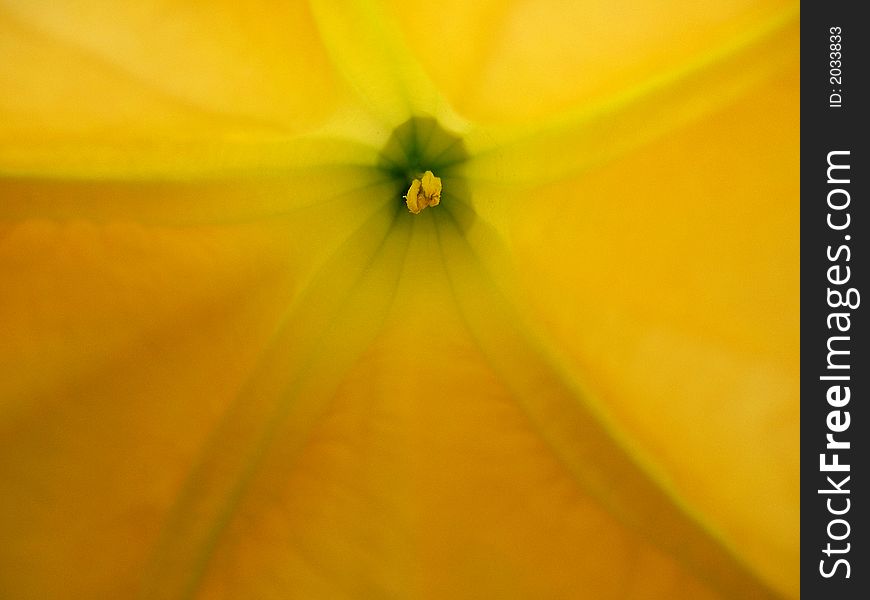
(404, 170), (441, 214)
(377, 116), (468, 216)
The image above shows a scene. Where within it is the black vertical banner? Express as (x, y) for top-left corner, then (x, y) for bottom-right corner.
(802, 2), (868, 598)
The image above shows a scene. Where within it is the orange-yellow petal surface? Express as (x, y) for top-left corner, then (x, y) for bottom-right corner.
(114, 215), (782, 599)
(0, 0), (359, 177)
(480, 56), (800, 598)
(0, 182), (403, 597)
(388, 0), (796, 125)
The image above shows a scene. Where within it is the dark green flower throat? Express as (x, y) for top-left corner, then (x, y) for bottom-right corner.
(378, 116), (469, 215)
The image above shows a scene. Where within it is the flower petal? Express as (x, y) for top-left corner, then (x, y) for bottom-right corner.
(308, 0), (467, 130)
(479, 59), (799, 598)
(0, 184), (403, 596)
(137, 198), (414, 599)
(387, 0), (797, 124)
(124, 213), (785, 598)
(461, 8), (798, 188)
(0, 1), (355, 177)
(0, 155), (387, 225)
(0, 221), (301, 598)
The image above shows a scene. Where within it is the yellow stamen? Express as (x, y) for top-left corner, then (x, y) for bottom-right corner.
(405, 170), (442, 214)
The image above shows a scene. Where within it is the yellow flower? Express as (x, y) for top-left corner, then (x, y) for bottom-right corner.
(0, 1), (798, 599)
